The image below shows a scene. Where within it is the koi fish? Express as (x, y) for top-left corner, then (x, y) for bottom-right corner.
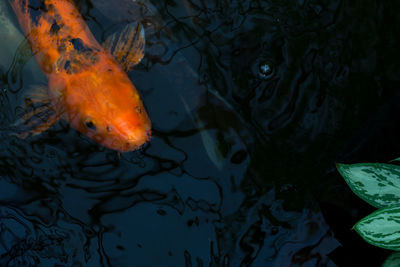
(92, 0), (229, 169)
(8, 0), (151, 152)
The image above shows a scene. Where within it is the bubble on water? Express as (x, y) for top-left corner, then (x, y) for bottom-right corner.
(258, 61), (274, 79)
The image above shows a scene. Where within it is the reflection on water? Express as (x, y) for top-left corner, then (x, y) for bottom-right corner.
(0, 0), (399, 266)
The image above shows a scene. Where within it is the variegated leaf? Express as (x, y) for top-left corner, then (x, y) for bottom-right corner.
(390, 157), (400, 163)
(382, 252), (400, 267)
(337, 163), (400, 208)
(354, 205), (400, 250)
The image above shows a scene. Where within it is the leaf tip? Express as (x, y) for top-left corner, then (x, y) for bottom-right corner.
(336, 163), (348, 177)
(336, 162), (346, 169)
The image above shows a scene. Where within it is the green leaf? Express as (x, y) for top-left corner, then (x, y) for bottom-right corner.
(354, 205), (400, 250)
(390, 157), (400, 163)
(337, 163), (400, 208)
(383, 252), (400, 267)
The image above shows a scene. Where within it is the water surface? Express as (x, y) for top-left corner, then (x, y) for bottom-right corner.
(0, 0), (399, 266)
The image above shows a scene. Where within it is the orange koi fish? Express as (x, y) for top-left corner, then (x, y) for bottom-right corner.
(9, 0), (151, 152)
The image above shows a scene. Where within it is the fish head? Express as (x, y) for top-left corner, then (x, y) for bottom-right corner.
(79, 106), (152, 152)
(60, 68), (152, 152)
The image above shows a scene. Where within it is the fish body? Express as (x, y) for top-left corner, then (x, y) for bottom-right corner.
(9, 0), (151, 152)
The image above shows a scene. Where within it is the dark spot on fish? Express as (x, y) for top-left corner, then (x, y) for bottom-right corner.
(136, 106), (142, 114)
(106, 126), (111, 132)
(28, 0), (47, 10)
(70, 38), (93, 54)
(55, 37), (100, 74)
(50, 22), (61, 36)
(27, 0), (48, 26)
(85, 120), (96, 131)
(108, 69), (112, 72)
(28, 9), (41, 25)
(64, 60), (71, 74)
(70, 38), (84, 50)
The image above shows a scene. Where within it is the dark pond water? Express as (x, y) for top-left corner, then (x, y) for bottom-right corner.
(0, 0), (399, 266)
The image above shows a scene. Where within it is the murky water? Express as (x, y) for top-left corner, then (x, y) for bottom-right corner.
(0, 0), (399, 266)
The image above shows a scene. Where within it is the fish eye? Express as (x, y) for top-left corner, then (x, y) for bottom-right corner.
(85, 120), (96, 131)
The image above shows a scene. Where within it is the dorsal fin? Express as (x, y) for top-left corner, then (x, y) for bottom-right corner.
(103, 22), (145, 72)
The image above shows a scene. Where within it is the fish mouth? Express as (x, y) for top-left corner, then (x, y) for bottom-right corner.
(117, 128), (151, 152)
(96, 127), (151, 152)
(107, 115), (151, 152)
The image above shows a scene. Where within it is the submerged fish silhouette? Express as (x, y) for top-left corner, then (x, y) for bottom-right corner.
(8, 0), (151, 152)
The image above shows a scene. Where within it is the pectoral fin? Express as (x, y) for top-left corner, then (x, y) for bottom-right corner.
(7, 38), (33, 90)
(11, 85), (59, 138)
(103, 22), (145, 72)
